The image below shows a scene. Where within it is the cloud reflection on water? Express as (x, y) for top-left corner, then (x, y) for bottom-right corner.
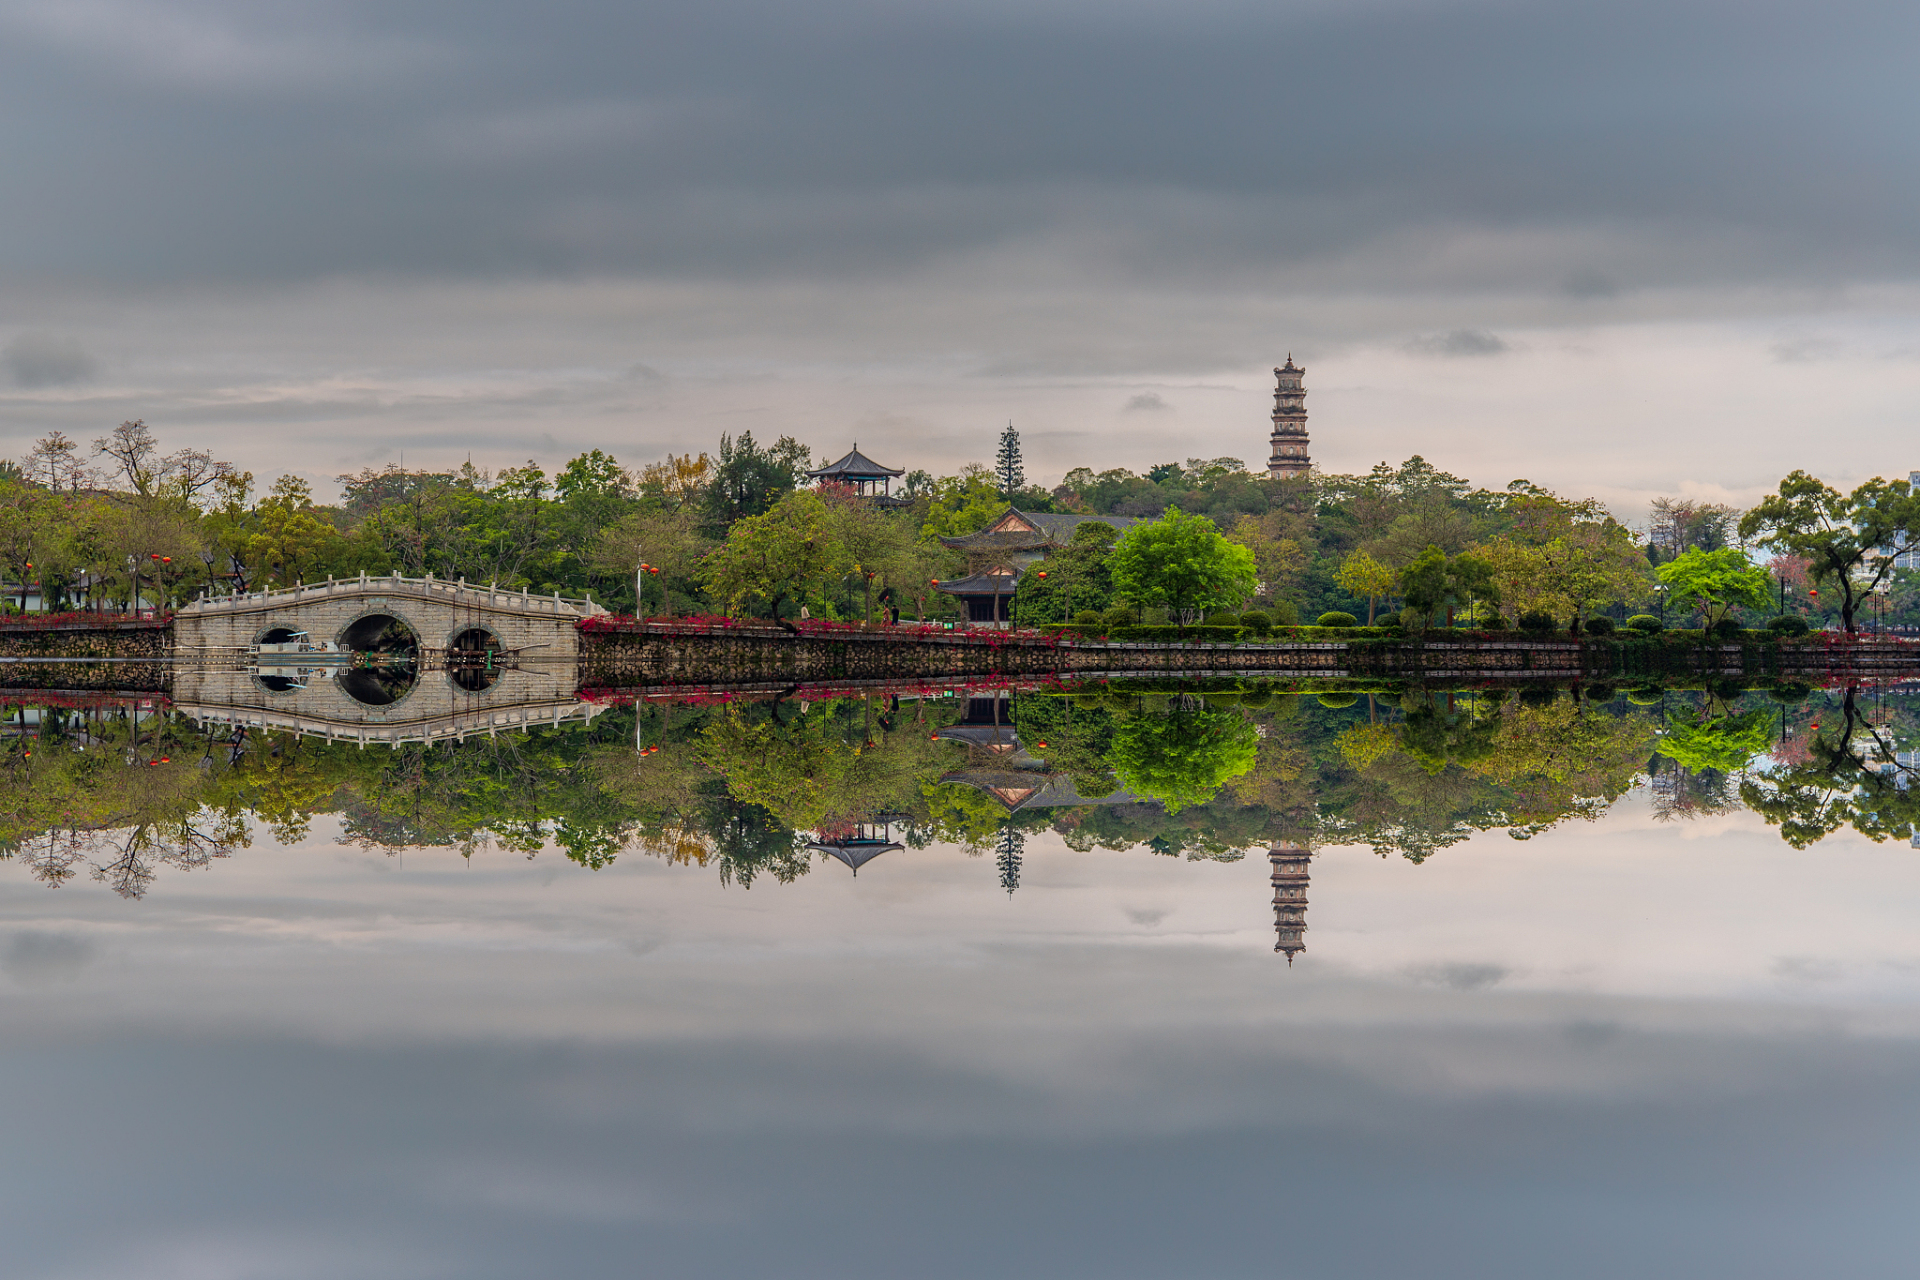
(3, 800), (1920, 1275)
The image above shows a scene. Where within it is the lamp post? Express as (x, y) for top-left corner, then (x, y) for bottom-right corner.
(126, 554), (138, 618)
(855, 564), (876, 625)
(150, 553), (173, 613)
(636, 558), (647, 618)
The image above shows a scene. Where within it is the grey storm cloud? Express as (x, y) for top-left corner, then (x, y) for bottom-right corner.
(2, 334), (98, 387)
(3, 930), (97, 982)
(1410, 329), (1509, 357)
(0, 0), (1915, 292)
(1124, 391), (1170, 412)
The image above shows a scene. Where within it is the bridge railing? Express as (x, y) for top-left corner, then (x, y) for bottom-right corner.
(179, 572), (605, 617)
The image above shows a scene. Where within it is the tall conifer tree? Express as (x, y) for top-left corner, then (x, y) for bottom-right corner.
(995, 422), (1024, 498)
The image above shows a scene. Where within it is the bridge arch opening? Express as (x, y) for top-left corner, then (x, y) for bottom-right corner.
(447, 626), (504, 692)
(256, 626), (307, 693)
(337, 613), (421, 707)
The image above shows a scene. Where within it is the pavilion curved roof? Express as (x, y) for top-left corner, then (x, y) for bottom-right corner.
(806, 446), (904, 481)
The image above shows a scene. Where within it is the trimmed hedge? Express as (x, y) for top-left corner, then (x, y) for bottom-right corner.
(1582, 616), (1615, 636)
(1626, 615), (1663, 633)
(1317, 611), (1359, 627)
(1768, 615), (1811, 635)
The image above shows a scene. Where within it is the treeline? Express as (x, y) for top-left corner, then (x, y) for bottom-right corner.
(1, 420), (1911, 629)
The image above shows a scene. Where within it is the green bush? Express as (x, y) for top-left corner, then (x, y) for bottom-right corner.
(1517, 610), (1557, 633)
(1626, 687), (1665, 705)
(1478, 613), (1510, 631)
(1238, 610), (1272, 635)
(1267, 600), (1301, 627)
(1103, 605), (1136, 630)
(1317, 692), (1359, 709)
(1073, 609), (1105, 628)
(1767, 615), (1810, 635)
(1626, 615), (1663, 633)
(1767, 683), (1812, 703)
(1583, 616), (1615, 636)
(1584, 683), (1618, 702)
(1710, 617), (1744, 638)
(1317, 611), (1359, 628)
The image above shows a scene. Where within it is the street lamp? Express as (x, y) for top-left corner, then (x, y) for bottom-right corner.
(854, 563), (877, 625)
(125, 554), (138, 618)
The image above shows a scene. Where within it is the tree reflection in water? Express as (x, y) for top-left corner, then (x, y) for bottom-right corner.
(1, 677), (1915, 897)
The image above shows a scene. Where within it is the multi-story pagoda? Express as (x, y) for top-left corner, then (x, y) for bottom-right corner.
(1270, 844), (1313, 963)
(1266, 357), (1310, 479)
(806, 445), (908, 506)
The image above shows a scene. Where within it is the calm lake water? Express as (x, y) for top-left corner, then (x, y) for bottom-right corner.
(3, 685), (1918, 1278)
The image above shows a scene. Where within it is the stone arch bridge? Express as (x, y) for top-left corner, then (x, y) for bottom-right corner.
(172, 574), (606, 745)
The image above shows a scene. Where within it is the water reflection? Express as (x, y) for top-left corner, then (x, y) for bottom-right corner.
(5, 676), (1917, 921)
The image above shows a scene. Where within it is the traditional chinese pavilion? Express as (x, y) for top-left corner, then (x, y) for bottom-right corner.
(806, 817), (908, 874)
(805, 445), (907, 506)
(934, 508), (1143, 624)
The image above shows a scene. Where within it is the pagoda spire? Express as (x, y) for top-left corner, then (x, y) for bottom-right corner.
(1270, 844), (1313, 963)
(1266, 357), (1310, 479)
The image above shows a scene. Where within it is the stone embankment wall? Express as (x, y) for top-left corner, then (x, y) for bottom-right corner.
(579, 623), (1920, 690)
(0, 619), (171, 691)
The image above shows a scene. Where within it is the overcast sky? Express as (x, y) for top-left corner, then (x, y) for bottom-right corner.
(2, 0), (1917, 515)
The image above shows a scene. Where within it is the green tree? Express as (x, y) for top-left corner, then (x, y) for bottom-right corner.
(702, 432), (812, 532)
(1656, 706), (1776, 773)
(1739, 471), (1920, 633)
(1109, 507), (1257, 625)
(1107, 703), (1260, 813)
(1334, 548), (1396, 624)
(1739, 686), (1920, 847)
(1397, 545), (1499, 629)
(590, 509), (713, 614)
(1655, 548), (1773, 630)
(995, 423), (1024, 497)
(697, 490), (842, 618)
(917, 466), (1007, 541)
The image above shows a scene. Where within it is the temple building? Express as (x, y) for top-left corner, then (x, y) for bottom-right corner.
(934, 509), (1144, 625)
(1270, 844), (1313, 963)
(1266, 357), (1310, 479)
(806, 445), (908, 506)
(934, 694), (1147, 813)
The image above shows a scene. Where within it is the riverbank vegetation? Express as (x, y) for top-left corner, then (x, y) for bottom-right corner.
(1, 676), (1910, 896)
(3, 421), (1917, 634)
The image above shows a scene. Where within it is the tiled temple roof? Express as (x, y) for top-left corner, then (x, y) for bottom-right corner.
(805, 446), (904, 481)
(938, 508), (1142, 551)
